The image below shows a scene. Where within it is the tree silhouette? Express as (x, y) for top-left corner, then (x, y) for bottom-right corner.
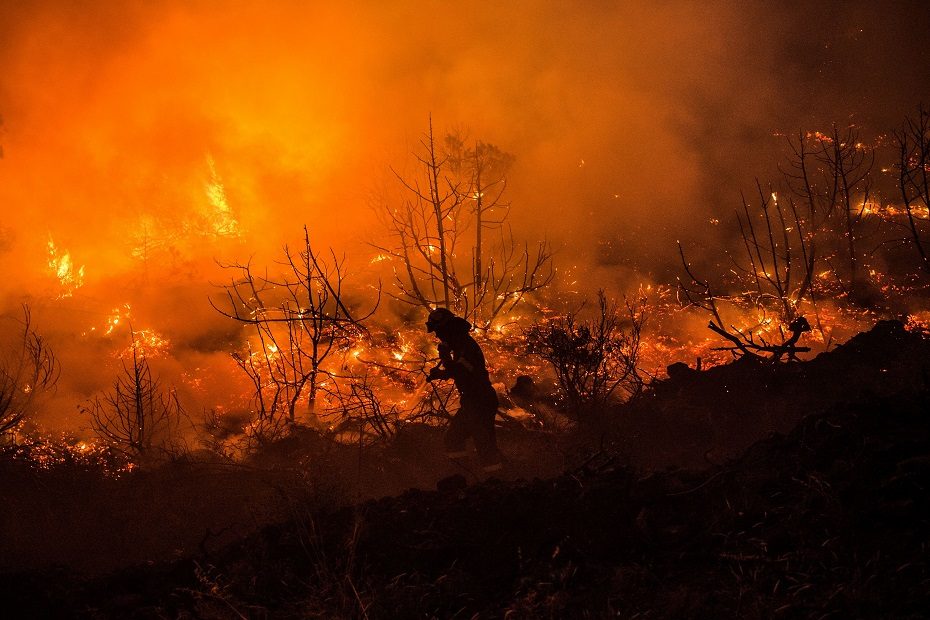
(1, 305), (59, 440)
(212, 226), (376, 443)
(375, 120), (552, 328)
(895, 105), (930, 275)
(82, 331), (182, 458)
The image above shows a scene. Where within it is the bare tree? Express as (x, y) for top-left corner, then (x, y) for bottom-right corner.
(1, 305), (59, 440)
(781, 126), (876, 300)
(895, 105), (930, 275)
(735, 183), (816, 322)
(678, 180), (819, 362)
(678, 244), (815, 362)
(82, 332), (183, 458)
(526, 291), (645, 418)
(212, 226), (376, 443)
(676, 125), (882, 359)
(819, 126), (875, 298)
(375, 120), (553, 328)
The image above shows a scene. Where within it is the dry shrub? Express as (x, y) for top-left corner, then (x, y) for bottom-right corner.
(526, 290), (645, 419)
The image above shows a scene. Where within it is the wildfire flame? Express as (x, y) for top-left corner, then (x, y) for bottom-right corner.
(46, 236), (85, 298)
(204, 154), (240, 238)
(858, 201), (930, 220)
(81, 304), (134, 337)
(121, 329), (171, 359)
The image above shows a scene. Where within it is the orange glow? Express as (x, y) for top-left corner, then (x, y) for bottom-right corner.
(121, 329), (171, 360)
(0, 2), (927, 442)
(46, 236), (85, 298)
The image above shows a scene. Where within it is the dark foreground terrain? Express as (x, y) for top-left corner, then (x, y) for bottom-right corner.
(2, 321), (929, 618)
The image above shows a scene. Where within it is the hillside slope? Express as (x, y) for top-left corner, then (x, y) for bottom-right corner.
(4, 322), (929, 618)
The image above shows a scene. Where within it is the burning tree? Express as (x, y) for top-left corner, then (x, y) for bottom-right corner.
(785, 125), (876, 303)
(678, 182), (817, 361)
(678, 125), (885, 360)
(734, 184), (815, 323)
(0, 305), (59, 440)
(212, 227), (376, 444)
(82, 332), (183, 459)
(526, 291), (645, 418)
(895, 105), (930, 276)
(375, 120), (553, 328)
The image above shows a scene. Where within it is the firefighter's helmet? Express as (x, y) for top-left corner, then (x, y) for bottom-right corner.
(426, 307), (456, 333)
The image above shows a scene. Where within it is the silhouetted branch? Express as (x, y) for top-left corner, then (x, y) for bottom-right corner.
(1, 305), (60, 438)
(211, 227), (377, 442)
(377, 122), (552, 328)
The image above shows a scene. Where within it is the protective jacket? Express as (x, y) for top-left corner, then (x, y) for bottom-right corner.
(432, 329), (499, 410)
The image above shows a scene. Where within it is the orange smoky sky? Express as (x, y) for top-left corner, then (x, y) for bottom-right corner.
(0, 1), (928, 429)
(1, 1), (928, 276)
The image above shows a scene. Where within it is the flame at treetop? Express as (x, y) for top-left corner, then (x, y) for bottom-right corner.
(46, 236), (85, 298)
(204, 154), (240, 239)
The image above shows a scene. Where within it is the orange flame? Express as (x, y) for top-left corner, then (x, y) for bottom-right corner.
(46, 236), (85, 298)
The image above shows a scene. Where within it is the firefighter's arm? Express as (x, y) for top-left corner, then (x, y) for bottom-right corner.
(427, 364), (451, 382)
(439, 351), (479, 382)
(428, 342), (481, 382)
(427, 343), (455, 382)
(438, 343), (453, 364)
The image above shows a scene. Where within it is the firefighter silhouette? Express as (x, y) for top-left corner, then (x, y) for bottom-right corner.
(425, 308), (502, 473)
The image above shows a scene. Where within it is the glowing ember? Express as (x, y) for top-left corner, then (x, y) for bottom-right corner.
(119, 329), (170, 359)
(906, 311), (930, 333)
(858, 202), (930, 220)
(106, 305), (132, 335)
(81, 304), (134, 337)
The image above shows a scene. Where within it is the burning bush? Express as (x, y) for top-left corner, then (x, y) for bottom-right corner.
(212, 226), (378, 447)
(525, 290), (645, 418)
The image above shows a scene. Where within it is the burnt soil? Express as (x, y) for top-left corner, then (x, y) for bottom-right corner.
(2, 320), (929, 618)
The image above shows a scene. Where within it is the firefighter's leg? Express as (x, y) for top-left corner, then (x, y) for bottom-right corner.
(471, 408), (503, 473)
(443, 409), (470, 459)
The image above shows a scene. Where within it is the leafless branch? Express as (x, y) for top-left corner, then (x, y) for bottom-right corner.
(1, 305), (60, 438)
(211, 227), (377, 445)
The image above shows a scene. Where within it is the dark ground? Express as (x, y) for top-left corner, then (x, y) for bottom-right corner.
(1, 320), (929, 618)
